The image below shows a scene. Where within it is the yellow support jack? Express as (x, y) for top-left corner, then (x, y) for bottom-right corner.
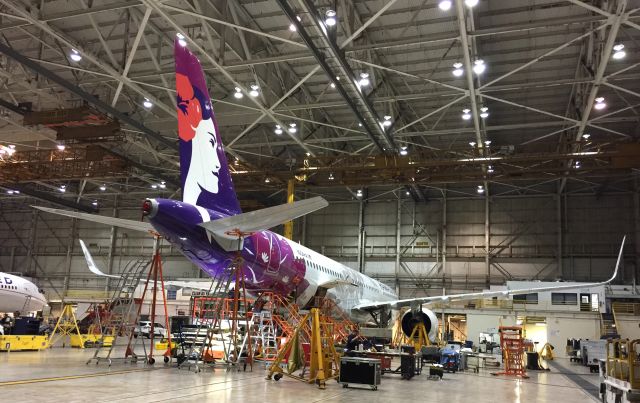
(47, 304), (84, 349)
(266, 308), (341, 389)
(409, 322), (430, 351)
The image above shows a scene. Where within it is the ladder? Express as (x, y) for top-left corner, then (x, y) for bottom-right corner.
(253, 311), (278, 360)
(178, 263), (236, 372)
(86, 258), (150, 366)
(492, 326), (528, 378)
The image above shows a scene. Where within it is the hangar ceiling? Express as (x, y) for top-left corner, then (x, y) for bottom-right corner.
(0, 0), (639, 210)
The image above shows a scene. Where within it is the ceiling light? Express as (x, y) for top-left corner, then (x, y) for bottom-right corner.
(405, 190), (410, 196)
(465, 0), (479, 7)
(176, 33), (187, 47)
(325, 9), (337, 27)
(69, 49), (82, 62)
(477, 185), (485, 194)
(288, 123), (297, 133)
(328, 173), (334, 180)
(358, 72), (370, 87)
(151, 184), (158, 189)
(484, 140), (492, 147)
(159, 182), (166, 189)
(480, 106), (489, 119)
(594, 97), (606, 110)
(487, 165), (494, 173)
(249, 84), (260, 97)
(99, 184), (106, 191)
(59, 185), (66, 193)
(358, 123), (363, 127)
(473, 59), (486, 75)
(92, 200), (98, 206)
(356, 189), (363, 197)
(612, 44), (626, 60)
(462, 108), (472, 120)
(143, 98), (153, 109)
(234, 158), (240, 166)
(330, 82), (336, 89)
(179, 237), (187, 241)
(383, 115), (392, 127)
(574, 161), (581, 169)
(57, 144), (66, 151)
(264, 177), (271, 183)
(399, 146), (408, 156)
(469, 141), (476, 147)
(582, 133), (590, 140)
(233, 87), (243, 99)
(305, 152), (311, 157)
(438, 0), (452, 11)
(6, 190), (14, 195)
(289, 15), (302, 32)
(452, 62), (464, 77)
(274, 125), (283, 135)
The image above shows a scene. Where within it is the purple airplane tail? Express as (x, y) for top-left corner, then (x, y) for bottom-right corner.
(175, 40), (242, 216)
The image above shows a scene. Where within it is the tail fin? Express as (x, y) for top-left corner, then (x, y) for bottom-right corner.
(175, 40), (241, 216)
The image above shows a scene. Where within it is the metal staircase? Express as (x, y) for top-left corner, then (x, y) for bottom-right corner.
(600, 312), (619, 339)
(86, 258), (150, 366)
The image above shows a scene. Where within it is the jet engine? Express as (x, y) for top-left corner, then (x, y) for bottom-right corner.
(401, 308), (439, 342)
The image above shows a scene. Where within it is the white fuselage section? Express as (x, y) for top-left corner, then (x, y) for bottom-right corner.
(287, 239), (397, 316)
(0, 273), (47, 313)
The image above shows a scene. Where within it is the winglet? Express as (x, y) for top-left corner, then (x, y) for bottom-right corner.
(79, 239), (121, 279)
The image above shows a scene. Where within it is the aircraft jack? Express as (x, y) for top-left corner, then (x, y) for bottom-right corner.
(266, 307), (341, 389)
(408, 322), (431, 351)
(47, 304), (84, 349)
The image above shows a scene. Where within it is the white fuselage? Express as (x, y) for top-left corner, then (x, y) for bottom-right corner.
(287, 238), (398, 317)
(0, 273), (47, 313)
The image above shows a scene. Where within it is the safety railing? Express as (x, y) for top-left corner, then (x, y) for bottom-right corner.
(612, 302), (640, 315)
(606, 339), (640, 389)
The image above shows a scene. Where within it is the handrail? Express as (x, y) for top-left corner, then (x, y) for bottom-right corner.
(606, 339), (640, 389)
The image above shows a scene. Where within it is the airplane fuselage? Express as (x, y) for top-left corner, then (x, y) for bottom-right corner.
(146, 198), (397, 316)
(0, 273), (47, 313)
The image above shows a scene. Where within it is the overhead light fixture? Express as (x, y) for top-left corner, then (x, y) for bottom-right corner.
(249, 84), (260, 97)
(462, 108), (472, 120)
(59, 185), (66, 193)
(6, 190), (14, 195)
(234, 158), (240, 166)
(487, 165), (494, 173)
(594, 97), (606, 110)
(469, 141), (476, 147)
(473, 59), (486, 75)
(399, 146), (408, 156)
(288, 123), (297, 133)
(305, 152), (311, 157)
(477, 185), (485, 194)
(159, 181), (166, 189)
(358, 72), (370, 87)
(480, 106), (489, 119)
(574, 160), (581, 169)
(264, 177), (271, 183)
(92, 200), (98, 207)
(99, 184), (106, 191)
(328, 173), (334, 180)
(358, 123), (363, 127)
(465, 0), (479, 7)
(176, 33), (187, 47)
(612, 44), (626, 60)
(405, 190), (411, 196)
(452, 62), (464, 77)
(151, 184), (158, 189)
(325, 9), (337, 27)
(356, 189), (363, 198)
(438, 0), (452, 11)
(289, 15), (302, 31)
(69, 49), (82, 62)
(484, 140), (492, 146)
(233, 87), (243, 99)
(330, 82), (336, 89)
(179, 237), (187, 241)
(57, 144), (66, 151)
(383, 115), (392, 127)
(274, 125), (283, 135)
(143, 98), (153, 109)
(582, 133), (591, 140)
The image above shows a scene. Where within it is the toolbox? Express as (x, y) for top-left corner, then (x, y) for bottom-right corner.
(339, 357), (381, 390)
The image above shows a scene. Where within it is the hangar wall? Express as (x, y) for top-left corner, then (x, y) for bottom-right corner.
(0, 191), (638, 301)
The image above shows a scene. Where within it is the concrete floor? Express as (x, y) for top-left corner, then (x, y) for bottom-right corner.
(0, 348), (600, 403)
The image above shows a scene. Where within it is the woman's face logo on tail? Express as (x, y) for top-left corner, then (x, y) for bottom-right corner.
(177, 73), (222, 199)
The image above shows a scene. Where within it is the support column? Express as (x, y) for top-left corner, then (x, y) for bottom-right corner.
(395, 194), (402, 296)
(557, 184), (564, 278)
(357, 199), (365, 273)
(633, 179), (639, 288)
(442, 189), (447, 283)
(485, 182), (490, 286)
(283, 179), (295, 240)
(105, 195), (119, 293)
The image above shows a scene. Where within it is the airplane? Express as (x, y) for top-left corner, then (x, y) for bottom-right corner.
(33, 38), (626, 343)
(0, 272), (47, 314)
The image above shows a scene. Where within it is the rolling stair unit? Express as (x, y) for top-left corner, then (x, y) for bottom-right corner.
(86, 258), (150, 366)
(253, 310), (278, 361)
(492, 326), (528, 378)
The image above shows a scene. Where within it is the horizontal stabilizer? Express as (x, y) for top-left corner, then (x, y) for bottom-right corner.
(199, 196), (328, 249)
(79, 239), (121, 279)
(33, 206), (153, 233)
(355, 236), (626, 310)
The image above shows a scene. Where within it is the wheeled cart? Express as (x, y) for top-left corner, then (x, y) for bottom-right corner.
(339, 357), (381, 390)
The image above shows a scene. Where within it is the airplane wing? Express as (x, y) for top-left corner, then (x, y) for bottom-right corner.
(33, 206), (154, 233)
(79, 239), (122, 279)
(198, 196), (328, 250)
(354, 236), (625, 310)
